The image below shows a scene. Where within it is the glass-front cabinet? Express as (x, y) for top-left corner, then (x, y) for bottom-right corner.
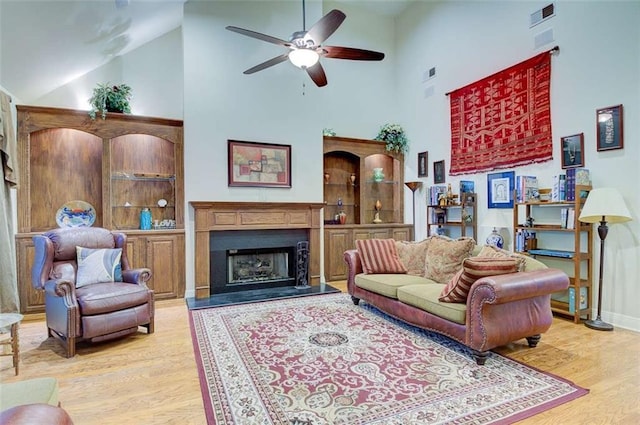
(15, 106), (185, 313)
(323, 136), (411, 281)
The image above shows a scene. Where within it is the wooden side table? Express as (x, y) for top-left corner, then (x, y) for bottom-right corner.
(0, 313), (23, 375)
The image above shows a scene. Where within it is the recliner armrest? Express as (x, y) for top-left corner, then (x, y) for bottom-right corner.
(122, 268), (152, 285)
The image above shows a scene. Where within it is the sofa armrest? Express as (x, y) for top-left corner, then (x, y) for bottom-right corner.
(122, 268), (152, 285)
(465, 268), (569, 351)
(469, 268), (569, 306)
(343, 249), (363, 294)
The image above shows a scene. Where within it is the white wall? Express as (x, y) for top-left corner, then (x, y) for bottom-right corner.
(182, 0), (397, 294)
(396, 0), (640, 330)
(34, 28), (183, 119)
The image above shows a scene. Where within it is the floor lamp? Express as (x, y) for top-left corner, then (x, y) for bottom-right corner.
(578, 188), (632, 331)
(405, 182), (421, 240)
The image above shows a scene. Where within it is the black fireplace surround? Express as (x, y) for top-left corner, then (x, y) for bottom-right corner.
(209, 229), (308, 294)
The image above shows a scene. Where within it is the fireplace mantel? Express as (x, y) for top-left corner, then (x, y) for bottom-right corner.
(190, 201), (324, 299)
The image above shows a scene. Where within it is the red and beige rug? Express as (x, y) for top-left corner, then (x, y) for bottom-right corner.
(189, 293), (587, 424)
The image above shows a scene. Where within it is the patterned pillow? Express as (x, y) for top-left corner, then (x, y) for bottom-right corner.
(424, 236), (475, 284)
(356, 239), (407, 274)
(478, 244), (527, 271)
(395, 239), (430, 276)
(439, 257), (519, 303)
(76, 247), (123, 288)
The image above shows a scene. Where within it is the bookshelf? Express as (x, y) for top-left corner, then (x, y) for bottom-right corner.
(513, 185), (593, 323)
(427, 192), (477, 239)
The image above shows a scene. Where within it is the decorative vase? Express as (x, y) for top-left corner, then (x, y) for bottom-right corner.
(485, 228), (504, 248)
(140, 208), (152, 230)
(373, 168), (385, 182)
(338, 211), (347, 225)
(324, 172), (330, 184)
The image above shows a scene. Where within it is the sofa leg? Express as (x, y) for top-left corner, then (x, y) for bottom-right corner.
(473, 351), (489, 365)
(350, 296), (360, 306)
(526, 334), (541, 347)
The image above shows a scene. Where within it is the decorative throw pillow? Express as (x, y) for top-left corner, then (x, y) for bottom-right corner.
(356, 239), (407, 274)
(439, 257), (519, 303)
(76, 247), (123, 288)
(423, 236), (475, 284)
(478, 244), (527, 271)
(395, 239), (430, 275)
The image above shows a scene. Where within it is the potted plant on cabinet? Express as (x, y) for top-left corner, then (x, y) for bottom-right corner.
(88, 83), (132, 119)
(374, 123), (409, 154)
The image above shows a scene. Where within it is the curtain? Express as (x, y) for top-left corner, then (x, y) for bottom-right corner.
(0, 90), (19, 313)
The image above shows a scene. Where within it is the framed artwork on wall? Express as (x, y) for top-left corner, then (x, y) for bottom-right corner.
(596, 104), (623, 151)
(228, 140), (291, 187)
(433, 160), (445, 184)
(418, 151), (428, 177)
(561, 133), (585, 169)
(487, 171), (515, 209)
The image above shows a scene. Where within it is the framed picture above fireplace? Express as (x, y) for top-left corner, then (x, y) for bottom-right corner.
(228, 140), (291, 187)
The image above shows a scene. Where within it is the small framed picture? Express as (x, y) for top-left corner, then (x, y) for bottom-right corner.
(596, 104), (623, 151)
(433, 160), (445, 184)
(228, 140), (291, 187)
(561, 133), (585, 169)
(418, 151), (428, 177)
(487, 171), (515, 209)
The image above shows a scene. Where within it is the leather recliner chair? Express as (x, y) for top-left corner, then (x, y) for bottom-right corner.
(32, 227), (154, 357)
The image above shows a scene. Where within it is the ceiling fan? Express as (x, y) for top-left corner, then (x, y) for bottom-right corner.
(226, 1), (385, 87)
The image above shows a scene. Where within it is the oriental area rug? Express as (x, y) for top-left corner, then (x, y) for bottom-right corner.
(189, 293), (587, 424)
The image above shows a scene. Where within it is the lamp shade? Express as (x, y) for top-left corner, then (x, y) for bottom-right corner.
(289, 49), (319, 68)
(578, 188), (632, 224)
(404, 181), (421, 192)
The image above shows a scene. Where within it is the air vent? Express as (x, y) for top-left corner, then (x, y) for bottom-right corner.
(534, 28), (554, 48)
(422, 67), (436, 83)
(530, 3), (555, 28)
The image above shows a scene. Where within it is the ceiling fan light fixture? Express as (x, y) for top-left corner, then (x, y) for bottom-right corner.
(289, 48), (319, 68)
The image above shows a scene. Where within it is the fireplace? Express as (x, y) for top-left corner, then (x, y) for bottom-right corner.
(190, 201), (323, 299)
(210, 229), (308, 293)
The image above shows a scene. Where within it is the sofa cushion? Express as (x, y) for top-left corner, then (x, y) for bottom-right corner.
(424, 236), (475, 284)
(439, 257), (519, 303)
(395, 239), (430, 275)
(76, 282), (150, 315)
(0, 377), (59, 411)
(356, 239), (407, 274)
(355, 273), (432, 299)
(477, 244), (527, 271)
(76, 247), (123, 288)
(397, 284), (467, 324)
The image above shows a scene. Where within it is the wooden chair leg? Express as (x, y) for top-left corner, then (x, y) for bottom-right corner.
(65, 336), (76, 358)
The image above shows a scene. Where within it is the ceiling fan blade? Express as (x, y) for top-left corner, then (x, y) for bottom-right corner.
(305, 9), (346, 45)
(243, 54), (290, 74)
(306, 62), (327, 87)
(321, 46), (385, 61)
(226, 26), (292, 47)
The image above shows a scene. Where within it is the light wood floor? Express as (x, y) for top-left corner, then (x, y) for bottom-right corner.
(2, 284), (639, 424)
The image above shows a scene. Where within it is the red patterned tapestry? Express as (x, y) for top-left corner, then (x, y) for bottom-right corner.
(449, 51), (552, 175)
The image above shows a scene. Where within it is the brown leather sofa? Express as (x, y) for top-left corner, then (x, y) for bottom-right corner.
(32, 227), (155, 357)
(344, 247), (569, 365)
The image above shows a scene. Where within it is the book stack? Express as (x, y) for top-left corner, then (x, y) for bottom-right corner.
(552, 174), (566, 201)
(566, 168), (590, 201)
(560, 207), (576, 229)
(516, 175), (539, 202)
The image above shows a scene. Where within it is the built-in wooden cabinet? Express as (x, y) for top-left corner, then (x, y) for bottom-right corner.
(15, 106), (185, 313)
(323, 136), (412, 281)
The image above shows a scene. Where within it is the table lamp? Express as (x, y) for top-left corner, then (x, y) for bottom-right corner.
(405, 182), (422, 236)
(480, 209), (509, 248)
(578, 188), (632, 331)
